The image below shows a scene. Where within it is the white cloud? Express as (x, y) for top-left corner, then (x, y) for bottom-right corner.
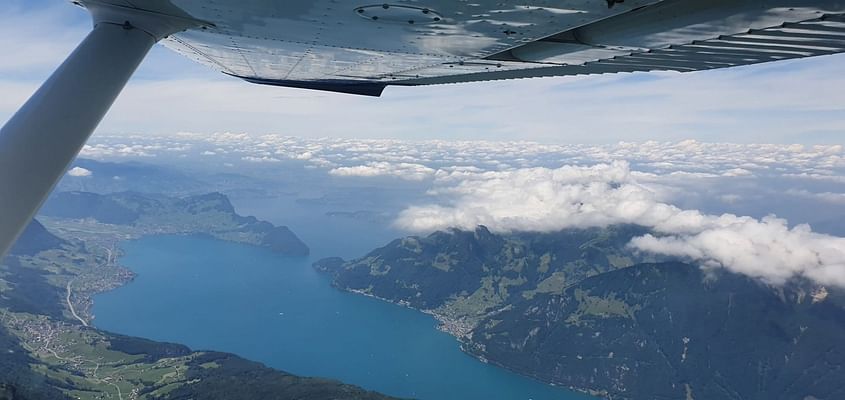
(395, 161), (845, 288)
(630, 218), (845, 288)
(329, 162), (435, 181)
(396, 161), (672, 232)
(66, 166), (92, 177)
(242, 155), (280, 163)
(115, 134), (842, 181)
(80, 143), (159, 158)
(294, 151), (313, 160)
(721, 168), (753, 177)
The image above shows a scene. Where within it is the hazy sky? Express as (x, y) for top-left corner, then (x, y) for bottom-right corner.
(2, 0), (845, 144)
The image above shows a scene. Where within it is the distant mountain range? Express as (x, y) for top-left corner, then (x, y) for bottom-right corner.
(40, 191), (309, 256)
(315, 226), (845, 400)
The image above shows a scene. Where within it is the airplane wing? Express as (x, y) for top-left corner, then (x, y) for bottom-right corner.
(139, 0), (845, 95)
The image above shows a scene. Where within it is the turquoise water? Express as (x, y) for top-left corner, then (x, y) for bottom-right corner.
(93, 235), (594, 400)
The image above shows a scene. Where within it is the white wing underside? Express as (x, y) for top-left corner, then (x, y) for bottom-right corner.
(84, 0), (845, 95)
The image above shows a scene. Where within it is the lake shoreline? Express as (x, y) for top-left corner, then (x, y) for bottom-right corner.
(332, 284), (603, 400)
(93, 234), (598, 400)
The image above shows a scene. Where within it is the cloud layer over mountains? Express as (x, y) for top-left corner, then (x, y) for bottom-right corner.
(73, 134), (845, 288)
(395, 162), (845, 288)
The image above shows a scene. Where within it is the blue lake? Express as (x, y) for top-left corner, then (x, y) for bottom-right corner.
(93, 233), (594, 400)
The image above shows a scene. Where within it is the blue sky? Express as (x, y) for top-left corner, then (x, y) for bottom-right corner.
(2, 0), (844, 144)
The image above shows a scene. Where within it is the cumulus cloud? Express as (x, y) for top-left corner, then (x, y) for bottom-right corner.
(80, 143), (160, 158)
(396, 161), (678, 232)
(721, 168), (753, 177)
(66, 166), (92, 177)
(242, 155), (280, 163)
(329, 162), (435, 181)
(631, 218), (845, 288)
(395, 162), (845, 288)
(81, 134), (845, 185)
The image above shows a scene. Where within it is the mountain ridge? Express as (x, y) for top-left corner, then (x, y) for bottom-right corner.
(40, 190), (309, 256)
(315, 226), (845, 399)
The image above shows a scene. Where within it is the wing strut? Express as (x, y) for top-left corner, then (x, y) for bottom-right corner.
(0, 2), (201, 258)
